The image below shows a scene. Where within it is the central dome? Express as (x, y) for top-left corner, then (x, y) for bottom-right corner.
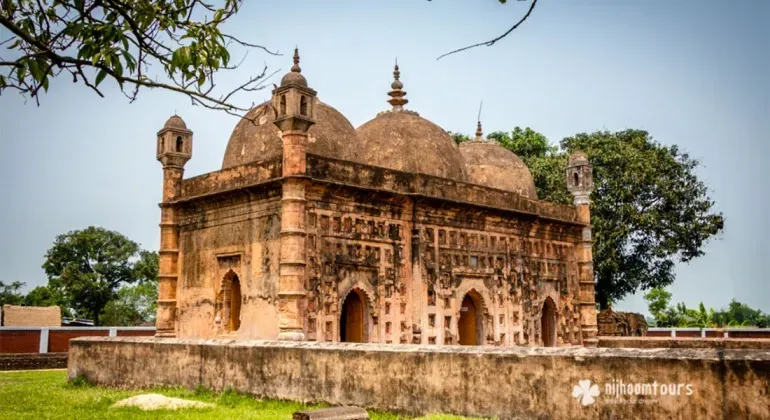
(357, 110), (467, 181)
(222, 100), (362, 169)
(355, 64), (466, 182)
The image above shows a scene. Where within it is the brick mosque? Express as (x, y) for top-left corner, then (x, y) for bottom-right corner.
(154, 49), (598, 347)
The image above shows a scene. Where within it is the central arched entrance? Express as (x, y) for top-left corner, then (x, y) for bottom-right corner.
(458, 294), (480, 345)
(541, 296), (556, 347)
(340, 289), (365, 343)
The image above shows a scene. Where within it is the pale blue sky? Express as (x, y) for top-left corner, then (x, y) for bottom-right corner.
(1, 0), (768, 316)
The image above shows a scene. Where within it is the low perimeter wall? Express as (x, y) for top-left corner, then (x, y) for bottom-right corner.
(68, 337), (770, 420)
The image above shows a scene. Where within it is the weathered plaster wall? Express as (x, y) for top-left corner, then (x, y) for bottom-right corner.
(303, 182), (585, 347)
(176, 188), (282, 339)
(411, 201), (584, 347)
(304, 184), (412, 344)
(68, 337), (770, 419)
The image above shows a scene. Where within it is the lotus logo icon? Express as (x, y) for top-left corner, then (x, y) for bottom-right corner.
(573, 379), (600, 406)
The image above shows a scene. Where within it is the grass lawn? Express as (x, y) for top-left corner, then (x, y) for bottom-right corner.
(0, 370), (477, 420)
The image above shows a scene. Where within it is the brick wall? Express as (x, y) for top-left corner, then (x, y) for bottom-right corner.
(0, 330), (40, 353)
(0, 353), (67, 371)
(0, 327), (155, 354)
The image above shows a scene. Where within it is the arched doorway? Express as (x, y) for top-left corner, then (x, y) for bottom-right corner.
(218, 270), (241, 333)
(541, 297), (557, 347)
(458, 293), (482, 345)
(340, 289), (366, 343)
(228, 275), (241, 332)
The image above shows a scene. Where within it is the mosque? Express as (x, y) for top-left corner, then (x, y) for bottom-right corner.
(154, 49), (598, 347)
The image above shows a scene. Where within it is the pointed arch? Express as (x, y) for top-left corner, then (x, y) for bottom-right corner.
(541, 296), (557, 347)
(339, 286), (372, 343)
(216, 269), (242, 333)
(457, 288), (488, 346)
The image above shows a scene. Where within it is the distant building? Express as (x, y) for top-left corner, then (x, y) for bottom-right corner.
(1, 305), (61, 327)
(154, 50), (598, 347)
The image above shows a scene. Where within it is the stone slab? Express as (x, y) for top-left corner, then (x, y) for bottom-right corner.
(293, 406), (369, 420)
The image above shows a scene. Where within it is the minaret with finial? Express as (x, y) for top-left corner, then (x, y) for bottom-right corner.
(155, 114), (192, 337)
(387, 60), (408, 111)
(566, 151), (598, 347)
(272, 47), (316, 341)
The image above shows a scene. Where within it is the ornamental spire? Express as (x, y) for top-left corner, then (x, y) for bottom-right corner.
(387, 59), (408, 111)
(474, 120), (484, 142)
(291, 47), (301, 73)
(472, 100), (484, 142)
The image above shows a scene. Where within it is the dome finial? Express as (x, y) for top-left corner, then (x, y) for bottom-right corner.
(279, 46), (307, 87)
(387, 60), (408, 111)
(291, 47), (301, 73)
(473, 100), (484, 142)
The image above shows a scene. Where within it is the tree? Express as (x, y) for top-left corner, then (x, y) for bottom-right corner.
(644, 287), (672, 321)
(22, 284), (73, 316)
(448, 131), (472, 145)
(1, 0), (537, 109)
(0, 280), (24, 306)
(100, 279), (158, 326)
(0, 0), (277, 114)
(714, 300), (770, 328)
(102, 250), (159, 326)
(561, 130), (724, 308)
(471, 127), (725, 307)
(644, 287), (769, 329)
(42, 226), (148, 325)
(488, 127), (556, 159)
(436, 0), (538, 60)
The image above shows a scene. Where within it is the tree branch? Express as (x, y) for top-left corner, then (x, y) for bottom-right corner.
(437, 0), (538, 60)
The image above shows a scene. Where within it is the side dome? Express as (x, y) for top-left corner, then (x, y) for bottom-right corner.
(460, 141), (538, 199)
(222, 100), (362, 169)
(356, 110), (467, 181)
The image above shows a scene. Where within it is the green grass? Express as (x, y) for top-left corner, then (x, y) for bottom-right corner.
(0, 370), (479, 420)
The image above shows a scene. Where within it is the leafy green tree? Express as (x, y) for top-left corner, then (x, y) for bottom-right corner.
(561, 130), (724, 308)
(42, 226), (148, 325)
(0, 0), (276, 114)
(644, 287), (672, 321)
(467, 127), (725, 307)
(0, 281), (25, 306)
(714, 300), (770, 328)
(645, 288), (769, 329)
(1, 0), (537, 108)
(488, 127), (556, 159)
(22, 284), (72, 316)
(448, 131), (472, 145)
(101, 280), (158, 326)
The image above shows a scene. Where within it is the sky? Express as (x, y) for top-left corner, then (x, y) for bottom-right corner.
(0, 0), (768, 316)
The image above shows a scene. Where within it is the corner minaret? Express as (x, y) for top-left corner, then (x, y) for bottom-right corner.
(155, 114), (192, 338)
(566, 151), (598, 347)
(273, 48), (316, 341)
